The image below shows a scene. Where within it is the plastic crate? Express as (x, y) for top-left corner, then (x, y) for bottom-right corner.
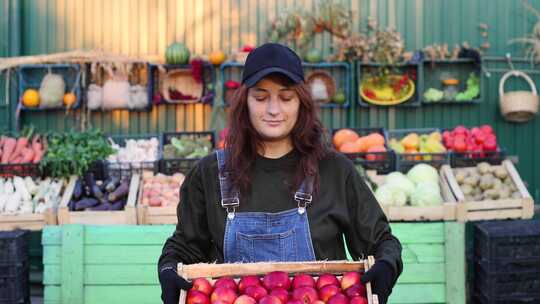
(475, 263), (540, 298)
(0, 231), (29, 264)
(451, 149), (507, 167)
(331, 128), (396, 174)
(0, 269), (29, 304)
(475, 220), (540, 271)
(148, 63), (215, 105)
(474, 292), (540, 304)
(160, 132), (215, 175)
(105, 134), (161, 179)
(386, 128), (450, 172)
(0, 260), (28, 278)
(357, 62), (422, 107)
(18, 64), (82, 110)
(0, 163), (40, 178)
(422, 58), (484, 105)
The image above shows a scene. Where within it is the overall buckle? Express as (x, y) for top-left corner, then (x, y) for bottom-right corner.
(294, 192), (312, 214)
(221, 197), (239, 220)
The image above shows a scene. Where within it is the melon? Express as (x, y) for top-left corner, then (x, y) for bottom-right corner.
(165, 43), (191, 64)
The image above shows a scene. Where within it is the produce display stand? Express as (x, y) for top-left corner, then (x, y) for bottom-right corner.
(366, 170), (457, 221)
(441, 160), (535, 222)
(0, 211), (57, 231)
(57, 174), (139, 225)
(177, 259), (378, 304)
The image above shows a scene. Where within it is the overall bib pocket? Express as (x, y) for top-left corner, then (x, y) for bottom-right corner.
(236, 229), (298, 262)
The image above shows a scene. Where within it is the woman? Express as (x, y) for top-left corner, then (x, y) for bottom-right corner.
(158, 43), (402, 304)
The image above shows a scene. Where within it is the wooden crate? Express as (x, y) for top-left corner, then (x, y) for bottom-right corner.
(0, 211), (57, 231)
(42, 224), (175, 304)
(346, 222), (466, 304)
(366, 171), (456, 221)
(57, 174), (139, 225)
(441, 160), (535, 222)
(178, 260), (378, 304)
(136, 174), (178, 225)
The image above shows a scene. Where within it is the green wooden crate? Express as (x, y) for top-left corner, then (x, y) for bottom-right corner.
(346, 222), (465, 304)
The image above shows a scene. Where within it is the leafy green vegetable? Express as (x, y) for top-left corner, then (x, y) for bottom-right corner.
(163, 136), (213, 159)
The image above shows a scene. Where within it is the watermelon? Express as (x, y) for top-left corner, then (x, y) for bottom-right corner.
(165, 43), (191, 64)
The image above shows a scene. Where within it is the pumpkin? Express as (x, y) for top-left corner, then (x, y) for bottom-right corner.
(22, 89), (40, 108)
(333, 129), (359, 149)
(165, 43), (191, 64)
(208, 51), (226, 65)
(63, 92), (77, 108)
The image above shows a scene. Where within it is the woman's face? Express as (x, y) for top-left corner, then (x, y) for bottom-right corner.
(247, 77), (300, 142)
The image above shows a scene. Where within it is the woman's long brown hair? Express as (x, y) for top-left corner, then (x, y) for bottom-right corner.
(224, 73), (329, 196)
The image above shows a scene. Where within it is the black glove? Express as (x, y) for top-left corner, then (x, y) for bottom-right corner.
(360, 261), (395, 304)
(159, 265), (193, 304)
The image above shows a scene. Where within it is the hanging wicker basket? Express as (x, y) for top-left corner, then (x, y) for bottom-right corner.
(499, 70), (539, 123)
(161, 69), (203, 103)
(306, 70), (336, 104)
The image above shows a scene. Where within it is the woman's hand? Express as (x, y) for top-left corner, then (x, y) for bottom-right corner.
(159, 265), (193, 304)
(360, 261), (396, 304)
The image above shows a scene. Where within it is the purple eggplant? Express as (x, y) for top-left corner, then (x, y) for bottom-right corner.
(75, 198), (99, 211)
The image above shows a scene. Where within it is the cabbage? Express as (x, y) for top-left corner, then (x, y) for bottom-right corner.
(410, 181), (443, 206)
(407, 164), (439, 185)
(375, 184), (407, 207)
(385, 172), (415, 197)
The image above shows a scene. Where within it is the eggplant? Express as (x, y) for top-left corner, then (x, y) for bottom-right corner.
(104, 176), (120, 193)
(89, 203), (111, 211)
(72, 180), (83, 200)
(90, 184), (107, 203)
(68, 200), (75, 211)
(75, 198), (99, 211)
(108, 180), (129, 202)
(110, 199), (126, 211)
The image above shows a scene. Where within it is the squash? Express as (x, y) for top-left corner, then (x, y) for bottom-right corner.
(63, 92), (77, 108)
(22, 89), (40, 108)
(165, 42), (191, 64)
(208, 51), (226, 65)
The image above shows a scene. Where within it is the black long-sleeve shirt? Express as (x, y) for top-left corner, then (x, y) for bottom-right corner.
(158, 149), (402, 280)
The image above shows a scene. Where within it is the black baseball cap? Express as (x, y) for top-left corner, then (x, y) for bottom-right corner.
(241, 43), (304, 87)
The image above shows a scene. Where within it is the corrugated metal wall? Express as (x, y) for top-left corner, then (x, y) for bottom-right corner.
(1, 0), (540, 203)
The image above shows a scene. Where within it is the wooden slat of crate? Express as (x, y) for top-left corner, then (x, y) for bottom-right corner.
(441, 160), (535, 222)
(366, 170), (456, 221)
(0, 210), (57, 231)
(136, 175), (179, 225)
(57, 174), (139, 225)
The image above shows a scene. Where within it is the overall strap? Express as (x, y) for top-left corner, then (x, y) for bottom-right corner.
(295, 175), (314, 214)
(216, 149), (239, 220)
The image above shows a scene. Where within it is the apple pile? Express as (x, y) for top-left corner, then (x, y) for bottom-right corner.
(187, 272), (369, 304)
(442, 125), (498, 155)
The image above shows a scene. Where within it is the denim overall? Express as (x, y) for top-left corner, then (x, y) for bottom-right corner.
(216, 150), (316, 263)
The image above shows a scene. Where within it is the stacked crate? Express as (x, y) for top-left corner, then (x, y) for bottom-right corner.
(474, 220), (540, 303)
(0, 230), (30, 304)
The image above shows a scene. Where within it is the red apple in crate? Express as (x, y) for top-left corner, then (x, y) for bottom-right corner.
(188, 290), (211, 304)
(259, 295), (283, 304)
(480, 124), (493, 134)
(312, 301), (325, 304)
(316, 274), (339, 290)
(286, 300), (303, 304)
(292, 286), (319, 304)
(270, 288), (289, 303)
(215, 277), (238, 292)
(318, 285), (341, 302)
(344, 284), (366, 298)
(263, 271), (291, 291)
(211, 287), (238, 304)
(327, 293), (347, 304)
(234, 295), (257, 304)
(292, 274), (316, 289)
(192, 278), (214, 296)
(349, 297), (369, 304)
(245, 286), (268, 301)
(239, 276), (261, 294)
(213, 301), (229, 304)
(340, 272), (361, 290)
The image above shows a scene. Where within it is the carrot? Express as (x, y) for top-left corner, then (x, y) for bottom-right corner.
(9, 126), (35, 163)
(11, 156), (23, 164)
(1, 137), (17, 163)
(33, 149), (45, 164)
(31, 135), (42, 152)
(20, 147), (35, 163)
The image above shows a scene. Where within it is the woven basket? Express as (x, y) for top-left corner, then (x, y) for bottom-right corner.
(306, 70), (336, 103)
(162, 69), (203, 103)
(499, 70), (539, 123)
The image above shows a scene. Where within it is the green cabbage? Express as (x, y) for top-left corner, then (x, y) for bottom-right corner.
(410, 181), (443, 206)
(385, 172), (415, 197)
(407, 164), (439, 185)
(375, 184), (407, 207)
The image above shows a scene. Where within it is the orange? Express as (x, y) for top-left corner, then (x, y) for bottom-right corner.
(22, 89), (40, 108)
(208, 51), (226, 65)
(63, 93), (77, 108)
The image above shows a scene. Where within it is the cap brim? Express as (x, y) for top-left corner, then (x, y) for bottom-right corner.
(243, 67), (303, 88)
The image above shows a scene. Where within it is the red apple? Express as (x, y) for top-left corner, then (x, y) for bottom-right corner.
(234, 295), (257, 304)
(239, 276), (261, 294)
(340, 272), (361, 290)
(344, 284), (367, 298)
(483, 138), (497, 152)
(474, 132), (486, 145)
(242, 44), (255, 52)
(259, 295), (283, 304)
(349, 297), (369, 304)
(245, 286), (268, 301)
(316, 274), (339, 290)
(480, 124), (493, 134)
(213, 301), (229, 304)
(292, 274), (316, 289)
(192, 278), (214, 296)
(263, 272), (291, 291)
(270, 288), (289, 303)
(286, 300), (303, 304)
(211, 287), (238, 304)
(470, 127), (481, 136)
(214, 277), (238, 292)
(188, 290), (211, 304)
(327, 294), (347, 304)
(292, 286), (319, 304)
(312, 301), (325, 304)
(318, 285), (341, 302)
(453, 125), (467, 136)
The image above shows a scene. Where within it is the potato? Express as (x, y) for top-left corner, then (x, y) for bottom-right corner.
(494, 167), (508, 179)
(455, 170), (468, 184)
(492, 178), (503, 190)
(464, 175), (480, 187)
(477, 162), (492, 175)
(484, 189), (500, 200)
